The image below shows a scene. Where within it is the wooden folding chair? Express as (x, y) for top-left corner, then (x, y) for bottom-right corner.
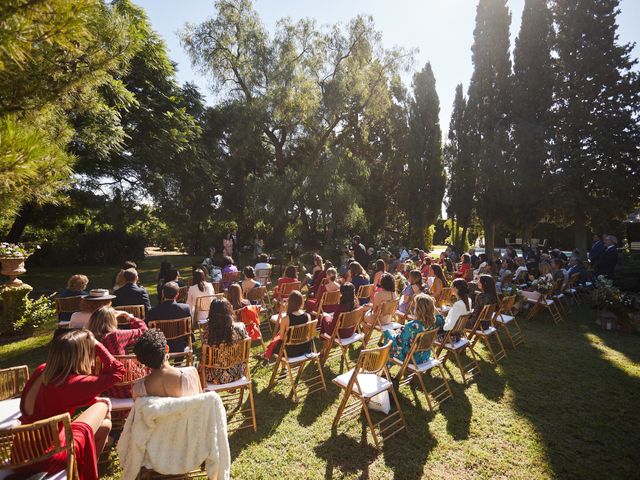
(551, 279), (570, 316)
(434, 313), (481, 383)
(466, 304), (506, 365)
(275, 280), (301, 303)
(148, 318), (194, 366)
(176, 285), (189, 303)
(200, 338), (256, 432)
(332, 342), (406, 449)
(363, 299), (402, 346)
(320, 307), (366, 369)
(55, 296), (83, 327)
(356, 284), (375, 304)
(95, 355), (150, 429)
(524, 291), (563, 324)
(0, 365), (29, 401)
(393, 329), (453, 412)
(316, 290), (341, 317)
(255, 268), (272, 288)
(221, 271), (241, 290)
(268, 320), (327, 402)
(0, 413), (78, 479)
(494, 295), (525, 349)
(117, 304), (145, 328)
(194, 294), (224, 332)
(565, 272), (582, 305)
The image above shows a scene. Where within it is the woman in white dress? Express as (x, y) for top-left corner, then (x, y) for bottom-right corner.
(186, 269), (215, 323)
(443, 278), (472, 332)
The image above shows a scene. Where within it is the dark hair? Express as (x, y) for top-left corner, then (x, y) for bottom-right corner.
(379, 273), (395, 292)
(431, 264), (448, 287)
(478, 274), (498, 304)
(375, 259), (386, 273)
(409, 270), (423, 289)
(227, 284), (245, 310)
(134, 330), (167, 370)
(222, 255), (234, 267)
(462, 254), (471, 265)
(284, 265), (297, 279)
(123, 261), (137, 270)
(353, 235), (361, 243)
(287, 290), (304, 315)
(123, 268), (137, 283)
(349, 261), (367, 279)
(258, 253), (269, 263)
(159, 261), (173, 280)
(444, 258), (455, 273)
(193, 269), (206, 292)
(207, 298), (235, 345)
(552, 258), (564, 268)
(244, 266), (255, 279)
(339, 282), (357, 310)
(162, 281), (179, 300)
(452, 278), (470, 308)
(165, 268), (179, 282)
(324, 261), (334, 270)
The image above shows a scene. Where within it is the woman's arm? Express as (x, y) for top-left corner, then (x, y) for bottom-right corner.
(443, 302), (464, 331)
(278, 315), (290, 339)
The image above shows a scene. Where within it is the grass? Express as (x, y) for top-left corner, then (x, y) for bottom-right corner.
(2, 257), (639, 479)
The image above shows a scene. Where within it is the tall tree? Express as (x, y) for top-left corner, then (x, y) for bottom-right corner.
(512, 0), (554, 239)
(466, 0), (513, 260)
(404, 62), (445, 248)
(445, 84), (475, 251)
(551, 0), (640, 253)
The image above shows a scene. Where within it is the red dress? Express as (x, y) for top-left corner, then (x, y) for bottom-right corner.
(305, 283), (327, 313)
(239, 305), (262, 341)
(19, 343), (125, 480)
(321, 304), (357, 339)
(101, 316), (147, 398)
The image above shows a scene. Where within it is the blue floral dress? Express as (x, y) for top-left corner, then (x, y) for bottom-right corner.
(383, 320), (429, 364)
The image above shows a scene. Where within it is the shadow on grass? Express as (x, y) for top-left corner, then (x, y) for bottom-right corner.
(502, 308), (640, 478)
(315, 430), (379, 480)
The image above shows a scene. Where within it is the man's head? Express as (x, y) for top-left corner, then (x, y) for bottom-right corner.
(123, 268), (138, 284)
(123, 261), (137, 270)
(353, 235), (361, 244)
(162, 281), (179, 301)
(604, 235), (617, 247)
(469, 248), (476, 255)
(258, 253), (269, 263)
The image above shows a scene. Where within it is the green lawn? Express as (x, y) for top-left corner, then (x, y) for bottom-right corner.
(2, 258), (639, 479)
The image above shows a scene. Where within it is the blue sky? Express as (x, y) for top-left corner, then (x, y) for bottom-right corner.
(133, 0), (640, 129)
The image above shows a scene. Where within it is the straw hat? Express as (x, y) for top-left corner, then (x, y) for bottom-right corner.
(82, 289), (116, 301)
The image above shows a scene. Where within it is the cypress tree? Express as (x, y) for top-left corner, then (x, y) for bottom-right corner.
(405, 62), (446, 248)
(552, 0), (640, 253)
(466, 0), (512, 260)
(512, 0), (554, 240)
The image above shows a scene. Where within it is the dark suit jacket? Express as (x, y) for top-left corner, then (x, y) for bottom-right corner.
(147, 300), (192, 352)
(594, 246), (618, 279)
(113, 283), (151, 312)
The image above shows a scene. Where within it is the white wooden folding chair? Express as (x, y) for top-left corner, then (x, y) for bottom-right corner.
(466, 304), (506, 365)
(494, 295), (525, 349)
(320, 307), (365, 369)
(363, 299), (402, 346)
(0, 365), (29, 401)
(148, 317), (194, 366)
(434, 313), (481, 383)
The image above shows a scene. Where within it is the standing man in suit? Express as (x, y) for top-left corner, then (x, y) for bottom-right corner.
(352, 235), (368, 271)
(112, 268), (151, 313)
(589, 234), (605, 266)
(231, 229), (240, 264)
(594, 235), (619, 279)
(147, 282), (192, 352)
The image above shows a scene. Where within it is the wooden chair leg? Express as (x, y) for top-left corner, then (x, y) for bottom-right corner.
(416, 372), (434, 412)
(248, 384), (257, 432)
(361, 399), (381, 449)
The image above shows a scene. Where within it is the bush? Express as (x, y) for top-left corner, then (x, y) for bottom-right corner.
(0, 285), (32, 334)
(14, 293), (56, 333)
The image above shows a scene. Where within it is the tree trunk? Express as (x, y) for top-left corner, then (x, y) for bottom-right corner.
(461, 222), (469, 252)
(484, 218), (496, 264)
(574, 207), (587, 259)
(5, 203), (35, 243)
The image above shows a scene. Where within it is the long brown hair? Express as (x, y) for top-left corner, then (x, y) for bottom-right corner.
(193, 269), (206, 292)
(227, 283), (246, 310)
(207, 298), (236, 345)
(284, 265), (298, 279)
(87, 306), (118, 342)
(479, 274), (499, 304)
(431, 264), (449, 287)
(286, 290), (304, 315)
(43, 330), (95, 386)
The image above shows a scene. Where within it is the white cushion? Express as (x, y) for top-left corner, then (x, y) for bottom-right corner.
(554, 293), (565, 299)
(544, 299), (555, 305)
(378, 322), (402, 331)
(334, 332), (364, 346)
(585, 282), (593, 287)
(0, 398), (21, 429)
(476, 326), (497, 335)
(269, 314), (279, 323)
(284, 352), (320, 364)
(0, 469), (67, 480)
(392, 356), (441, 373)
(568, 288), (577, 293)
(496, 314), (514, 324)
(108, 397), (134, 411)
(206, 376), (250, 391)
(445, 338), (469, 350)
(334, 370), (392, 398)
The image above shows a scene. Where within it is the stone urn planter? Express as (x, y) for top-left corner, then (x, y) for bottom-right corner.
(0, 257), (28, 287)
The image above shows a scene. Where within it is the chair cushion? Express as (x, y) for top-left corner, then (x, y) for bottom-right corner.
(496, 314), (514, 324)
(284, 352), (320, 364)
(378, 322), (403, 332)
(334, 333), (364, 346)
(445, 338), (469, 350)
(0, 469), (67, 480)
(392, 356), (441, 373)
(0, 398), (21, 429)
(206, 376), (251, 391)
(109, 397), (134, 411)
(269, 314), (279, 323)
(476, 326), (497, 335)
(334, 370), (392, 398)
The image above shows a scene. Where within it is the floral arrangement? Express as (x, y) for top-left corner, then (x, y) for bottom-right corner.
(531, 277), (553, 294)
(0, 242), (38, 258)
(501, 285), (524, 301)
(593, 275), (622, 312)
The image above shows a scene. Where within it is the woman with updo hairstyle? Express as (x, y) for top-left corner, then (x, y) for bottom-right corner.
(132, 330), (202, 398)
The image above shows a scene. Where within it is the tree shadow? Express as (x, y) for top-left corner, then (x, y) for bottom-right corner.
(438, 379), (473, 441)
(314, 429), (379, 480)
(472, 355), (507, 402)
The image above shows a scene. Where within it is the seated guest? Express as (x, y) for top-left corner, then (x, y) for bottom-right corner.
(469, 248), (479, 268)
(187, 269), (215, 323)
(538, 261), (553, 282)
(429, 264), (449, 299)
(468, 274), (499, 329)
(88, 306), (148, 398)
(228, 284), (261, 341)
(155, 261), (173, 304)
(113, 268), (151, 313)
(372, 259), (387, 299)
(242, 266), (261, 296)
(57, 274), (89, 323)
(364, 273), (398, 329)
(306, 254), (325, 290)
(420, 256), (432, 278)
(254, 253), (272, 273)
(305, 267), (340, 313)
(221, 255), (239, 289)
(551, 258), (568, 288)
(383, 293), (443, 364)
(69, 289), (116, 329)
(265, 291), (311, 361)
(455, 254), (473, 280)
(163, 268), (186, 290)
(320, 283), (359, 340)
(19, 330), (124, 480)
(443, 279), (472, 332)
(132, 330), (202, 398)
(566, 257), (587, 284)
(147, 282), (192, 352)
(514, 257), (529, 284)
(113, 260), (137, 291)
(349, 261), (370, 305)
(274, 265), (298, 300)
(202, 298), (248, 384)
(398, 270), (424, 314)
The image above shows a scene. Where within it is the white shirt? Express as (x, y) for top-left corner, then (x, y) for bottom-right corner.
(69, 311), (91, 329)
(443, 299), (471, 331)
(187, 282), (215, 321)
(254, 262), (272, 272)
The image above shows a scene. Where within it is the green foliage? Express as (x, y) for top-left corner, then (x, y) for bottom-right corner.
(0, 284), (32, 334)
(13, 293), (56, 333)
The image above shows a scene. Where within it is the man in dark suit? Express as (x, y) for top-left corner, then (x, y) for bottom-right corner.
(231, 229), (240, 264)
(589, 234), (605, 265)
(352, 235), (368, 270)
(594, 235), (618, 279)
(147, 282), (192, 352)
(112, 268), (151, 312)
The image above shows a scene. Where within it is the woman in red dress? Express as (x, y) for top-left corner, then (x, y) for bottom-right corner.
(320, 282), (359, 340)
(19, 329), (125, 480)
(273, 265), (298, 301)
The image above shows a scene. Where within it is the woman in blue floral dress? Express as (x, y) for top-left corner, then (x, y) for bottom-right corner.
(383, 293), (444, 364)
